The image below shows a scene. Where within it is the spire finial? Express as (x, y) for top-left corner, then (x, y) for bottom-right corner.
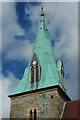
(41, 3), (44, 16)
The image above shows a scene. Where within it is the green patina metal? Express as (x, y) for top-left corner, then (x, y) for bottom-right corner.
(8, 12), (66, 97)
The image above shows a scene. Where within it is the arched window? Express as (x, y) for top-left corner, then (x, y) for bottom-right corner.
(30, 110), (32, 120)
(34, 109), (37, 120)
(30, 53), (40, 84)
(36, 65), (39, 81)
(30, 64), (40, 83)
(29, 109), (37, 120)
(31, 66), (34, 83)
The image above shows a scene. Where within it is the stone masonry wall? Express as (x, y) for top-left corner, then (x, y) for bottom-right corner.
(10, 88), (67, 118)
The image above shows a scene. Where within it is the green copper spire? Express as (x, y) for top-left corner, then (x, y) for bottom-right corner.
(8, 6), (66, 97)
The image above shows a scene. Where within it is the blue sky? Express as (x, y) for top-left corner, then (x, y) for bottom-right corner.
(0, 2), (78, 118)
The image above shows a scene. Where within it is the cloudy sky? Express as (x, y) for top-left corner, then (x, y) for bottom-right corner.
(0, 1), (78, 119)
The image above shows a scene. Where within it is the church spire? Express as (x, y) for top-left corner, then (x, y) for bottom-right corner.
(8, 5), (67, 97)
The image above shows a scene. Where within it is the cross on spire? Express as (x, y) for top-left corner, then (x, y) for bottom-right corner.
(41, 3), (44, 16)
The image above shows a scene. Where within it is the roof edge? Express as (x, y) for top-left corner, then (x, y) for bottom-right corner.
(8, 85), (71, 101)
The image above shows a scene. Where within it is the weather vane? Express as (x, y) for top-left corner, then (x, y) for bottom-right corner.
(41, 3), (44, 16)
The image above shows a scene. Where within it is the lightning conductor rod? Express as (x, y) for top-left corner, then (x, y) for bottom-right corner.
(41, 3), (44, 16)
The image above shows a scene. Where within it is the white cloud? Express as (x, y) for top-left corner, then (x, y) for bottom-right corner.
(2, 2), (34, 61)
(6, 40), (34, 61)
(1, 72), (19, 118)
(2, 2), (25, 50)
(25, 4), (41, 36)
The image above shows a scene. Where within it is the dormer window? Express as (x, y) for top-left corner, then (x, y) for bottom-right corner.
(29, 53), (40, 84)
(31, 66), (34, 83)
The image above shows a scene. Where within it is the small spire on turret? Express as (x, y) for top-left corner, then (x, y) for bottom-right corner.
(41, 3), (44, 16)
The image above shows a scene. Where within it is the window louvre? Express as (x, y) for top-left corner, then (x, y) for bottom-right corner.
(36, 65), (38, 81)
(31, 66), (34, 83)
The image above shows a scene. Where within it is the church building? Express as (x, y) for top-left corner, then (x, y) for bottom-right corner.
(8, 6), (71, 119)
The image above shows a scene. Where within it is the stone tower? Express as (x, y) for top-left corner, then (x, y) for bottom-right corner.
(8, 5), (71, 119)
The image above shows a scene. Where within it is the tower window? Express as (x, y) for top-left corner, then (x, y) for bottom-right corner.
(31, 66), (34, 83)
(30, 110), (32, 120)
(29, 109), (37, 120)
(51, 95), (53, 99)
(30, 53), (40, 84)
(34, 109), (37, 120)
(30, 64), (40, 83)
